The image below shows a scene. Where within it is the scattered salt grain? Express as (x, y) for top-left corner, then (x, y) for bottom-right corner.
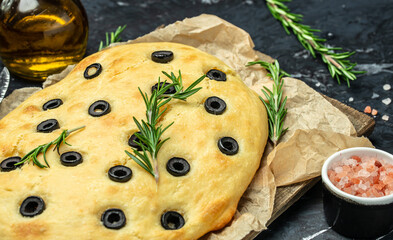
(372, 93), (379, 99)
(383, 84), (391, 91)
(244, 0), (253, 5)
(382, 115), (390, 121)
(201, 0), (220, 4)
(328, 155), (393, 198)
(364, 106), (372, 114)
(348, 97), (354, 102)
(382, 98), (391, 105)
(117, 1), (129, 6)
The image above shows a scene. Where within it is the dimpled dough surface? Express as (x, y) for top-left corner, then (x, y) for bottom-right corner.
(0, 42), (268, 240)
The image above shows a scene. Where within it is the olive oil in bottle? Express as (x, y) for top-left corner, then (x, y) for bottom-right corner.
(0, 0), (88, 81)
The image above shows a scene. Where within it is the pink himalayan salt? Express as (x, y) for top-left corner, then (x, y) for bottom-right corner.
(328, 155), (393, 198)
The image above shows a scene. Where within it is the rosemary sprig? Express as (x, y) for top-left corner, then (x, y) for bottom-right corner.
(265, 0), (364, 87)
(125, 71), (205, 183)
(98, 25), (127, 51)
(15, 126), (85, 168)
(247, 60), (288, 147)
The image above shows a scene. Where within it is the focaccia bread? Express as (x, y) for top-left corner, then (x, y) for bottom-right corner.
(0, 42), (268, 240)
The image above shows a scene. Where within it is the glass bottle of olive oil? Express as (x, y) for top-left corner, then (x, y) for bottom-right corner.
(0, 0), (88, 81)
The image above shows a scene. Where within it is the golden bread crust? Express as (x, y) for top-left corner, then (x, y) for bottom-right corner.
(0, 42), (268, 240)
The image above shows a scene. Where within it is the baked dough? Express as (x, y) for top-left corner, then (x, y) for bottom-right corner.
(0, 42), (268, 240)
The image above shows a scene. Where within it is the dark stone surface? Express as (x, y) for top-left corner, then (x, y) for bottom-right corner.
(1, 0), (392, 239)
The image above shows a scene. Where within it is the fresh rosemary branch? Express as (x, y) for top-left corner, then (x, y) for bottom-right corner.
(98, 25), (127, 51)
(265, 0), (364, 87)
(247, 60), (288, 147)
(125, 71), (204, 183)
(15, 126), (85, 168)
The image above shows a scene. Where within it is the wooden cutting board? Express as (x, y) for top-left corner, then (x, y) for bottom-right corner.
(247, 94), (375, 239)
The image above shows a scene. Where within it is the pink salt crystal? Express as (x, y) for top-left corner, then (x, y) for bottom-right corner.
(342, 165), (352, 173)
(335, 166), (343, 173)
(384, 176), (393, 185)
(337, 170), (347, 179)
(374, 183), (384, 191)
(366, 162), (377, 172)
(351, 155), (362, 163)
(328, 155), (393, 198)
(358, 169), (371, 178)
(352, 178), (360, 184)
(359, 184), (367, 191)
(375, 160), (382, 168)
(387, 167), (393, 174)
(343, 158), (358, 166)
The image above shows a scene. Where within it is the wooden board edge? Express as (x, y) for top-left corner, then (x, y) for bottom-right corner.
(267, 178), (320, 226)
(322, 94), (375, 136)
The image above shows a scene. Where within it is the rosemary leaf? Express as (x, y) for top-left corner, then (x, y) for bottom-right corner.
(98, 25), (127, 51)
(265, 0), (365, 87)
(126, 71), (204, 183)
(15, 126), (85, 168)
(125, 150), (154, 177)
(247, 60), (288, 146)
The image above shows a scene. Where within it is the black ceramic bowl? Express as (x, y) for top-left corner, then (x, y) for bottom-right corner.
(322, 147), (393, 239)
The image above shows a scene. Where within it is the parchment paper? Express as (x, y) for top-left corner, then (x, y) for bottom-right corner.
(0, 87), (41, 119)
(0, 14), (373, 240)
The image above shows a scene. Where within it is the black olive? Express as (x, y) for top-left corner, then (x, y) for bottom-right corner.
(161, 211), (185, 230)
(151, 82), (176, 95)
(84, 63), (102, 79)
(88, 100), (111, 117)
(206, 69), (226, 81)
(151, 50), (174, 63)
(204, 96), (226, 115)
(1, 156), (22, 172)
(128, 132), (146, 151)
(37, 119), (60, 133)
(108, 165), (132, 183)
(218, 137), (239, 155)
(101, 208), (126, 229)
(20, 196), (45, 217)
(166, 158), (190, 177)
(43, 99), (63, 111)
(60, 151), (83, 167)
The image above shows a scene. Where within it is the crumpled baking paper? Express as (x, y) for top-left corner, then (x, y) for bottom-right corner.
(0, 87), (41, 119)
(0, 14), (373, 240)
